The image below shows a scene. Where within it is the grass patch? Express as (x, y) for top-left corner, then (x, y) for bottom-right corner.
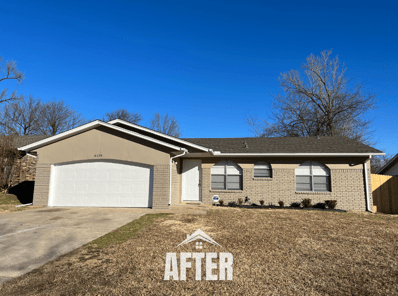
(88, 213), (174, 249)
(0, 193), (21, 205)
(2, 209), (398, 295)
(0, 193), (42, 214)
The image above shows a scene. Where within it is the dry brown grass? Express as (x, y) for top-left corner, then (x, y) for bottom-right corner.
(0, 193), (42, 214)
(1, 208), (398, 295)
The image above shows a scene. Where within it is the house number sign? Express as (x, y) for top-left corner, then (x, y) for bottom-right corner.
(94, 154), (103, 157)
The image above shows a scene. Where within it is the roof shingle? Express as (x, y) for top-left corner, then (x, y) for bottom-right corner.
(182, 136), (383, 154)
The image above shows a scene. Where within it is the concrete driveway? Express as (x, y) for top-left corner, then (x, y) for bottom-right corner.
(0, 207), (151, 285)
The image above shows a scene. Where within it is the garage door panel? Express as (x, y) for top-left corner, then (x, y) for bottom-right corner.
(50, 162), (153, 208)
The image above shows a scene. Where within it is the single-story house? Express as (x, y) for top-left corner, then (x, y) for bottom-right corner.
(376, 153), (398, 176)
(18, 119), (384, 211)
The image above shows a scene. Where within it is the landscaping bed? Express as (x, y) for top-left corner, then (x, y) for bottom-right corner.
(1, 208), (397, 295)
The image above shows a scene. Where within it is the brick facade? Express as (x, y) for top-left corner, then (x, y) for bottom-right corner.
(32, 164), (51, 206)
(171, 159), (182, 205)
(198, 161), (371, 211)
(152, 164), (170, 209)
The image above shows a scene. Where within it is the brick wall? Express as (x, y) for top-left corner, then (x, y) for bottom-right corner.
(171, 160), (181, 205)
(32, 164), (51, 206)
(201, 163), (370, 211)
(151, 164), (170, 209)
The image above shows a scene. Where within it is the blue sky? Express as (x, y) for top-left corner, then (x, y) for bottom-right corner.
(1, 0), (397, 155)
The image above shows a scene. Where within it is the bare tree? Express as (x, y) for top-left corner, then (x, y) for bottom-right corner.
(371, 154), (394, 174)
(0, 136), (20, 192)
(0, 57), (24, 105)
(103, 108), (142, 124)
(0, 95), (42, 135)
(248, 50), (376, 144)
(39, 99), (85, 136)
(149, 112), (181, 137)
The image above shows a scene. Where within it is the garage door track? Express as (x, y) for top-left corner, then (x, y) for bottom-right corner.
(0, 207), (151, 285)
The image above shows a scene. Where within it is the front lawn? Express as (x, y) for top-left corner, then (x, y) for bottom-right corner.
(0, 193), (42, 214)
(1, 208), (398, 295)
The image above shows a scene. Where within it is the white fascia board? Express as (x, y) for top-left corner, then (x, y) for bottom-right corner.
(108, 119), (211, 152)
(211, 152), (386, 157)
(18, 120), (184, 152)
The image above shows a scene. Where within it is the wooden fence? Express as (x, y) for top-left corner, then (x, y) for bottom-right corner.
(371, 174), (398, 214)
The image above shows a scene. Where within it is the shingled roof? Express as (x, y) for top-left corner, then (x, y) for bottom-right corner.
(182, 136), (383, 154)
(12, 135), (51, 148)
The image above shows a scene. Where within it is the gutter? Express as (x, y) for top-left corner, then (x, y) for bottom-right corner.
(169, 149), (188, 205)
(211, 152), (385, 157)
(364, 156), (372, 212)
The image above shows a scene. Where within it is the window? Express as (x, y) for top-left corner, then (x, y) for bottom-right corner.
(295, 161), (330, 192)
(254, 161), (272, 178)
(211, 161), (242, 190)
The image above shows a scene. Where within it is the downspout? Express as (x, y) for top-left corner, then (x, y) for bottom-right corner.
(364, 156), (372, 212)
(169, 149), (188, 205)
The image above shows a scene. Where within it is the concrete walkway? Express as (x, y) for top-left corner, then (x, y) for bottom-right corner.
(0, 207), (151, 285)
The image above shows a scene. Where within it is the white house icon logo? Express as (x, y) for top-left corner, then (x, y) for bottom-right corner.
(164, 229), (233, 281)
(176, 229), (221, 249)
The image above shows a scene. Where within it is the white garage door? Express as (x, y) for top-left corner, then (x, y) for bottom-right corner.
(49, 161), (153, 207)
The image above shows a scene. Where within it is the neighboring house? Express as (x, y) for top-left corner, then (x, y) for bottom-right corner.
(10, 135), (50, 186)
(376, 153), (398, 176)
(18, 119), (384, 211)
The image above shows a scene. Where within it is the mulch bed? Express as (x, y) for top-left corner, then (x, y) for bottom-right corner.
(1, 208), (398, 295)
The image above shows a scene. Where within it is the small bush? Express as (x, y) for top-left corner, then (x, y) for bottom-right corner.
(325, 200), (337, 209)
(290, 202), (301, 208)
(219, 199), (224, 206)
(238, 198), (243, 206)
(313, 202), (326, 209)
(259, 200), (264, 206)
(228, 201), (237, 207)
(301, 198), (312, 208)
(278, 200), (285, 208)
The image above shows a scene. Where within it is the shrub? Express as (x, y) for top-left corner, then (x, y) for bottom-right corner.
(228, 201), (237, 207)
(325, 200), (337, 209)
(219, 199), (224, 206)
(238, 198), (243, 206)
(278, 200), (285, 208)
(313, 202), (326, 209)
(301, 198), (312, 208)
(259, 200), (265, 206)
(290, 202), (301, 208)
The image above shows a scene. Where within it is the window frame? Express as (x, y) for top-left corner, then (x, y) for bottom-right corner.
(253, 161), (272, 178)
(295, 161), (330, 192)
(211, 161), (242, 190)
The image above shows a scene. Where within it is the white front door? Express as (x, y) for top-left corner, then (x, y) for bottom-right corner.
(182, 160), (201, 201)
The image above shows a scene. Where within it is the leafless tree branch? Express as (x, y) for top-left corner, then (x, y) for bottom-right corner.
(149, 112), (181, 137)
(0, 57), (24, 104)
(249, 49), (376, 144)
(103, 108), (142, 124)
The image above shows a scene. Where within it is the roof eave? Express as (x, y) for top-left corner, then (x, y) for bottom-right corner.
(18, 120), (185, 152)
(108, 119), (211, 152)
(211, 152), (386, 157)
(376, 153), (398, 174)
